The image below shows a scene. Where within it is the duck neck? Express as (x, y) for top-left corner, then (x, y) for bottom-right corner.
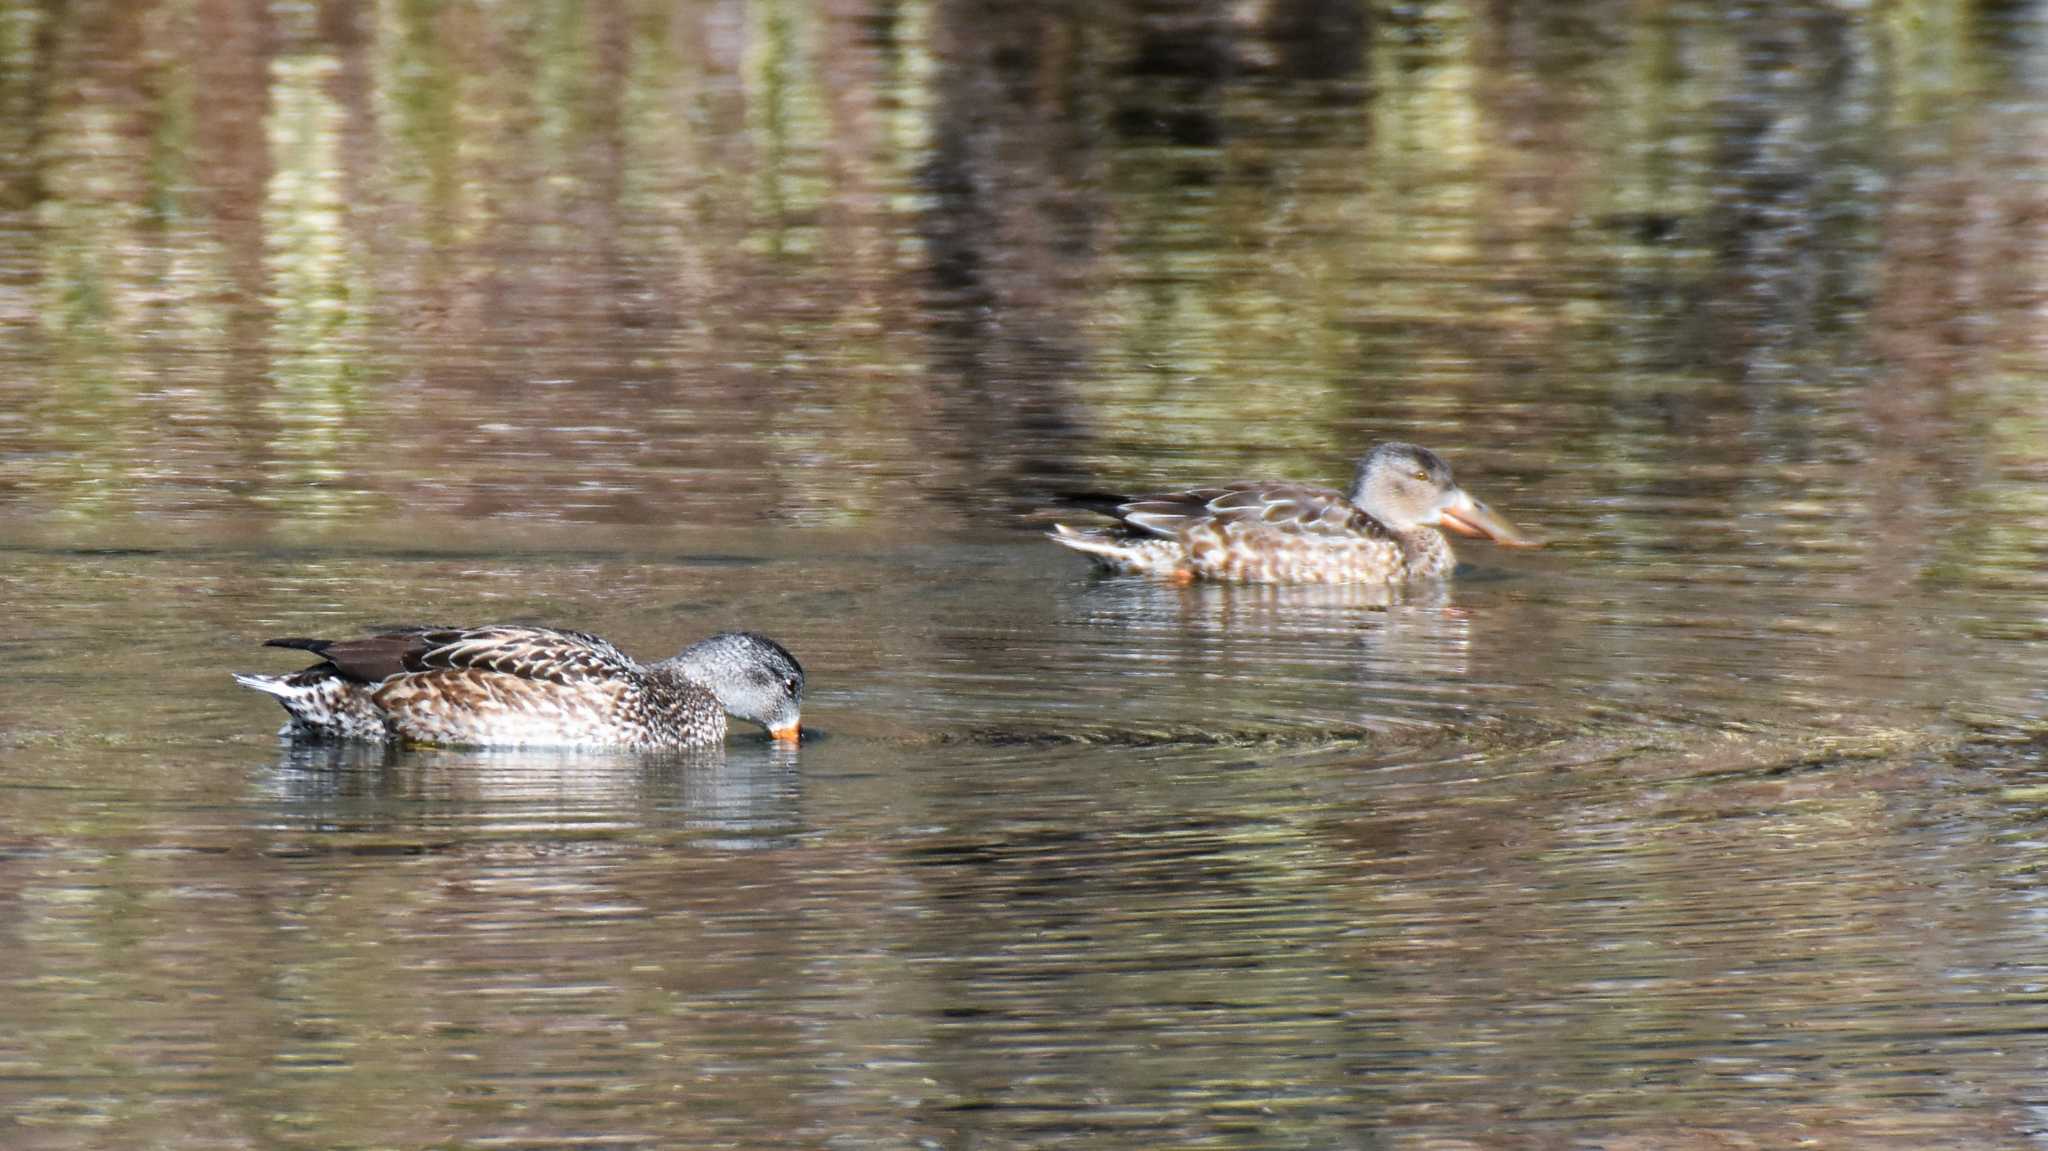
(646, 660), (731, 727)
(648, 657), (705, 693)
(1395, 526), (1456, 579)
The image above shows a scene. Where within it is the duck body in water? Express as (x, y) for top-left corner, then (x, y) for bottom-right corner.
(234, 625), (803, 749)
(1049, 442), (1534, 584)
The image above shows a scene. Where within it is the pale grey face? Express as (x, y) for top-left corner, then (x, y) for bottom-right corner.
(1352, 442), (1461, 531)
(668, 632), (804, 740)
(1350, 442), (1533, 545)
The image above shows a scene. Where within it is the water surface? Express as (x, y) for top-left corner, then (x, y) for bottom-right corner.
(5, 2), (2048, 1147)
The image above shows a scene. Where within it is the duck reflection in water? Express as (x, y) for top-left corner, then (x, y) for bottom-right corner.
(257, 740), (805, 849)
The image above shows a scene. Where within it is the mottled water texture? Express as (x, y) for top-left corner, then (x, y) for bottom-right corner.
(5, 1), (2048, 1148)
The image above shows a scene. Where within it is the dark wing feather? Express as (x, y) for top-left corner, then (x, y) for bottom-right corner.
(1053, 490), (1147, 518)
(265, 628), (440, 683)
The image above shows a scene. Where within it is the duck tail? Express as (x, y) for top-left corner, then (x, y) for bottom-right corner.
(1046, 523), (1152, 569)
(233, 667), (389, 741)
(232, 672), (296, 699)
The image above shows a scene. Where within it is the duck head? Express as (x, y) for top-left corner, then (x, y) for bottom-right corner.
(666, 632), (805, 741)
(1351, 442), (1534, 546)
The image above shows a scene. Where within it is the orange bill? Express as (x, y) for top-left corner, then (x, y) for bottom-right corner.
(1439, 490), (1538, 548)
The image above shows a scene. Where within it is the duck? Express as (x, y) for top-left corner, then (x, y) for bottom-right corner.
(1048, 442), (1534, 584)
(234, 625), (803, 749)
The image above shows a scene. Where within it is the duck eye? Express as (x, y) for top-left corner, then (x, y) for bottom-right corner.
(1411, 470), (1429, 482)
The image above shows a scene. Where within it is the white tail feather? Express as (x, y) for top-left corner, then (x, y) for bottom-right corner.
(232, 672), (293, 698)
(1048, 524), (1188, 577)
(1047, 524), (1128, 558)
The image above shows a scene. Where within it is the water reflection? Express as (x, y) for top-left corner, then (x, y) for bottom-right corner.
(0, 0), (2036, 539)
(256, 739), (807, 851)
(5, 0), (2048, 1147)
(1058, 577), (1475, 733)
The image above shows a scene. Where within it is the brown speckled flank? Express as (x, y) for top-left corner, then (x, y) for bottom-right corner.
(1049, 443), (1533, 585)
(234, 626), (804, 750)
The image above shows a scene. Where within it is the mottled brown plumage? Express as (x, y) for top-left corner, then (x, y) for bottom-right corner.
(236, 625), (803, 749)
(1049, 443), (1532, 584)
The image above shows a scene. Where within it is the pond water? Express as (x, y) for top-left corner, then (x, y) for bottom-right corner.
(6, 1), (2048, 1147)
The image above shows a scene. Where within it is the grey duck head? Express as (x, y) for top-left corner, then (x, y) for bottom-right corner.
(664, 632), (805, 742)
(1349, 442), (1533, 546)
